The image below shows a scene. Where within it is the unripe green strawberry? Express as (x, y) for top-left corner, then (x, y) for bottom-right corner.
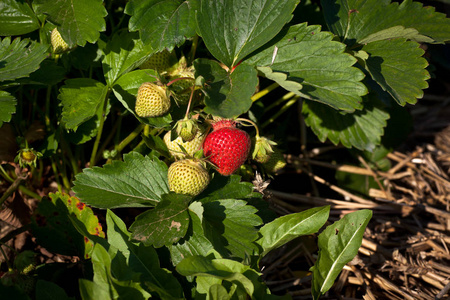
(135, 82), (170, 117)
(252, 136), (277, 163)
(168, 159), (210, 196)
(51, 28), (70, 54)
(139, 50), (172, 73)
(164, 129), (205, 159)
(263, 148), (286, 174)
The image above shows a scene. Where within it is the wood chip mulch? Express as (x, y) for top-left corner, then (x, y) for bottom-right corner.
(261, 97), (450, 300)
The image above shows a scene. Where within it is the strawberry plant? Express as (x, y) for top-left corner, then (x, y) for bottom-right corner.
(1, 0), (449, 299)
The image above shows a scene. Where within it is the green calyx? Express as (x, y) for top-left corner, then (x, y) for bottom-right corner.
(15, 148), (42, 168)
(175, 118), (199, 142)
(252, 136), (277, 163)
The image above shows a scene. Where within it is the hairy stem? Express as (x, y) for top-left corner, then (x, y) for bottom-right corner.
(261, 97), (299, 129)
(184, 85), (196, 119)
(235, 117), (260, 137)
(90, 89), (111, 167)
(116, 123), (146, 154)
(188, 35), (199, 64)
(251, 82), (279, 102)
(0, 176), (25, 208)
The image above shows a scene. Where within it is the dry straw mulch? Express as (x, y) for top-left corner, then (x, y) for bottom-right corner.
(261, 98), (450, 300)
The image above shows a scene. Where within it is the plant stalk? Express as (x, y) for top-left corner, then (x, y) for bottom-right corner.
(261, 97), (299, 129)
(90, 89), (111, 167)
(115, 123), (146, 153)
(251, 82), (279, 102)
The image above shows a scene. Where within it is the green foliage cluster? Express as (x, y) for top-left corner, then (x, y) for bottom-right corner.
(1, 0), (449, 299)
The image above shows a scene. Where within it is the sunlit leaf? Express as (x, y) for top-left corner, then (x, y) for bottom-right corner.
(73, 152), (169, 209)
(126, 0), (199, 52)
(31, 192), (104, 258)
(103, 30), (155, 86)
(129, 193), (191, 247)
(247, 23), (366, 112)
(0, 37), (48, 82)
(168, 203), (214, 266)
(311, 209), (372, 300)
(35, 0), (107, 47)
(257, 206), (330, 257)
(194, 59), (258, 118)
(0, 0), (39, 36)
(361, 38), (429, 106)
(321, 0), (450, 45)
(58, 78), (108, 130)
(105, 210), (185, 299)
(197, 0), (299, 68)
(302, 96), (390, 151)
(202, 200), (262, 259)
(0, 91), (16, 127)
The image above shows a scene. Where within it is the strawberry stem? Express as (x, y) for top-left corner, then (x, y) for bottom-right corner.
(188, 35), (199, 65)
(166, 77), (195, 87)
(235, 118), (260, 137)
(261, 97), (299, 129)
(184, 85), (196, 119)
(90, 89), (111, 167)
(251, 82), (279, 102)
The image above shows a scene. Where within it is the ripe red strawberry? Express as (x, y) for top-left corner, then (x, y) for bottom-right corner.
(203, 120), (251, 176)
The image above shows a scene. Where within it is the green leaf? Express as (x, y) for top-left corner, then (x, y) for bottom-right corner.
(79, 279), (111, 300)
(257, 206), (330, 257)
(168, 203), (214, 266)
(0, 37), (48, 82)
(126, 0), (199, 52)
(130, 193), (191, 247)
(66, 100), (110, 144)
(58, 78), (108, 130)
(112, 69), (172, 128)
(142, 134), (172, 159)
(15, 59), (66, 86)
(31, 192), (104, 258)
(0, 0), (39, 36)
(321, 0), (450, 46)
(177, 255), (271, 298)
(302, 97), (390, 151)
(247, 23), (366, 112)
(197, 0), (300, 68)
(103, 30), (155, 86)
(202, 200), (262, 259)
(35, 280), (74, 300)
(361, 39), (429, 106)
(86, 244), (151, 300)
(311, 209), (372, 300)
(176, 256), (253, 292)
(194, 59), (258, 118)
(34, 0), (107, 47)
(0, 91), (16, 127)
(73, 152), (169, 209)
(105, 210), (131, 253)
(105, 210), (185, 299)
(208, 284), (230, 300)
(0, 284), (30, 300)
(198, 175), (259, 203)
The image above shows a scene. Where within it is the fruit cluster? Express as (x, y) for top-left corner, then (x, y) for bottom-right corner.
(133, 51), (286, 197)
